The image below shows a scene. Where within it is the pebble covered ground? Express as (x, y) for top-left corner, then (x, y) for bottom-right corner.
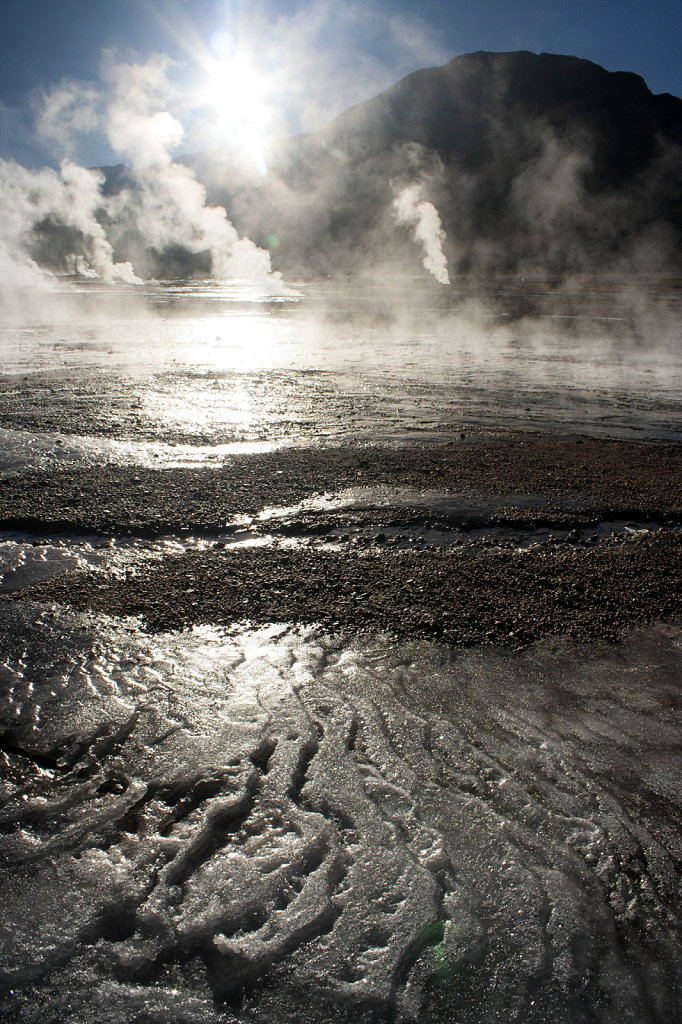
(1, 437), (680, 534)
(23, 531), (681, 646)
(2, 435), (680, 648)
(2, 279), (681, 1023)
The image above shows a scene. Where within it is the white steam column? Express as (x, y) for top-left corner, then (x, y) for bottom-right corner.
(393, 182), (450, 285)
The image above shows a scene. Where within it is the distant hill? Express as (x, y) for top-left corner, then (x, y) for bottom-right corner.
(105, 51), (682, 279)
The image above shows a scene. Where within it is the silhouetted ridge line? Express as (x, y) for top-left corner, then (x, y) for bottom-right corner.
(86, 51), (682, 279)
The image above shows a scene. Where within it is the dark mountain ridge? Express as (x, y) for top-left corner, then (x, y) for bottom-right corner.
(321, 50), (681, 181)
(44, 51), (682, 281)
(186, 50), (682, 279)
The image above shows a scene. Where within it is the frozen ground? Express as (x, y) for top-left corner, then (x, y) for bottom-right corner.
(0, 277), (681, 1021)
(0, 605), (680, 1023)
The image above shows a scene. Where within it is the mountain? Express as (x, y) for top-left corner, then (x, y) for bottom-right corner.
(100, 51), (682, 280)
(175, 51), (682, 280)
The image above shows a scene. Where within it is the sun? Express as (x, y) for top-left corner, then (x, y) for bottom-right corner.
(199, 54), (272, 174)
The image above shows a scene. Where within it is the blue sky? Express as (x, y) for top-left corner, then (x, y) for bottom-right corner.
(1, 0), (680, 168)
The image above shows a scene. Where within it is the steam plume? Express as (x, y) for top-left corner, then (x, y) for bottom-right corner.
(96, 56), (289, 291)
(0, 157), (139, 286)
(393, 182), (450, 284)
(0, 56), (290, 292)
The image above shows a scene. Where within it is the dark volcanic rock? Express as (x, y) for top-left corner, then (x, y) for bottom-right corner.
(323, 51), (682, 184)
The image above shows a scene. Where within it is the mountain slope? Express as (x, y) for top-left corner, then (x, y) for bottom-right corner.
(189, 50), (682, 279)
(72, 51), (682, 281)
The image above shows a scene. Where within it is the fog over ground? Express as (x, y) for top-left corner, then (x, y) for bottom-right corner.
(1, 17), (681, 1023)
(1, 41), (680, 302)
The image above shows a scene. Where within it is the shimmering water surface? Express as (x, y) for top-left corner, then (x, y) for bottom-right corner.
(1, 605), (680, 1023)
(0, 277), (681, 1023)
(0, 277), (680, 478)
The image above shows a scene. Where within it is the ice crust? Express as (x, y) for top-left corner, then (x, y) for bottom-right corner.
(0, 604), (680, 1022)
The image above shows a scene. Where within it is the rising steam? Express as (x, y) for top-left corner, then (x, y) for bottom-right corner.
(0, 158), (139, 287)
(0, 56), (290, 292)
(393, 182), (450, 284)
(102, 57), (289, 291)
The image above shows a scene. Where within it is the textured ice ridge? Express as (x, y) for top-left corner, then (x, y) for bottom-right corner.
(0, 604), (680, 1023)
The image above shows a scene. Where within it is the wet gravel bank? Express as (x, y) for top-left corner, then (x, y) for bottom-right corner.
(19, 531), (682, 647)
(4, 436), (680, 648)
(0, 437), (680, 537)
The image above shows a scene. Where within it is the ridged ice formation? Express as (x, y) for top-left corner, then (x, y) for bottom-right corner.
(0, 603), (680, 1022)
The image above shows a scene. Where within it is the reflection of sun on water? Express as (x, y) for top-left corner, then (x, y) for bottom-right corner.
(139, 312), (292, 439)
(144, 377), (254, 438)
(180, 313), (288, 371)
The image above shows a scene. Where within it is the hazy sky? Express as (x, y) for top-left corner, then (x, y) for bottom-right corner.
(1, 0), (680, 168)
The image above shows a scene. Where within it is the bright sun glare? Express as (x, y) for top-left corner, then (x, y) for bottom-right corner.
(199, 54), (272, 174)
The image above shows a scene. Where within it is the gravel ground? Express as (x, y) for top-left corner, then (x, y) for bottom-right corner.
(3, 435), (680, 648)
(21, 530), (682, 646)
(0, 437), (680, 536)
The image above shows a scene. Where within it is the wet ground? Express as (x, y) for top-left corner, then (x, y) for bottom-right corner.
(0, 277), (681, 1022)
(1, 608), (680, 1023)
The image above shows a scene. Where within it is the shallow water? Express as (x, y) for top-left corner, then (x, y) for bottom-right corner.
(0, 277), (680, 478)
(0, 604), (680, 1022)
